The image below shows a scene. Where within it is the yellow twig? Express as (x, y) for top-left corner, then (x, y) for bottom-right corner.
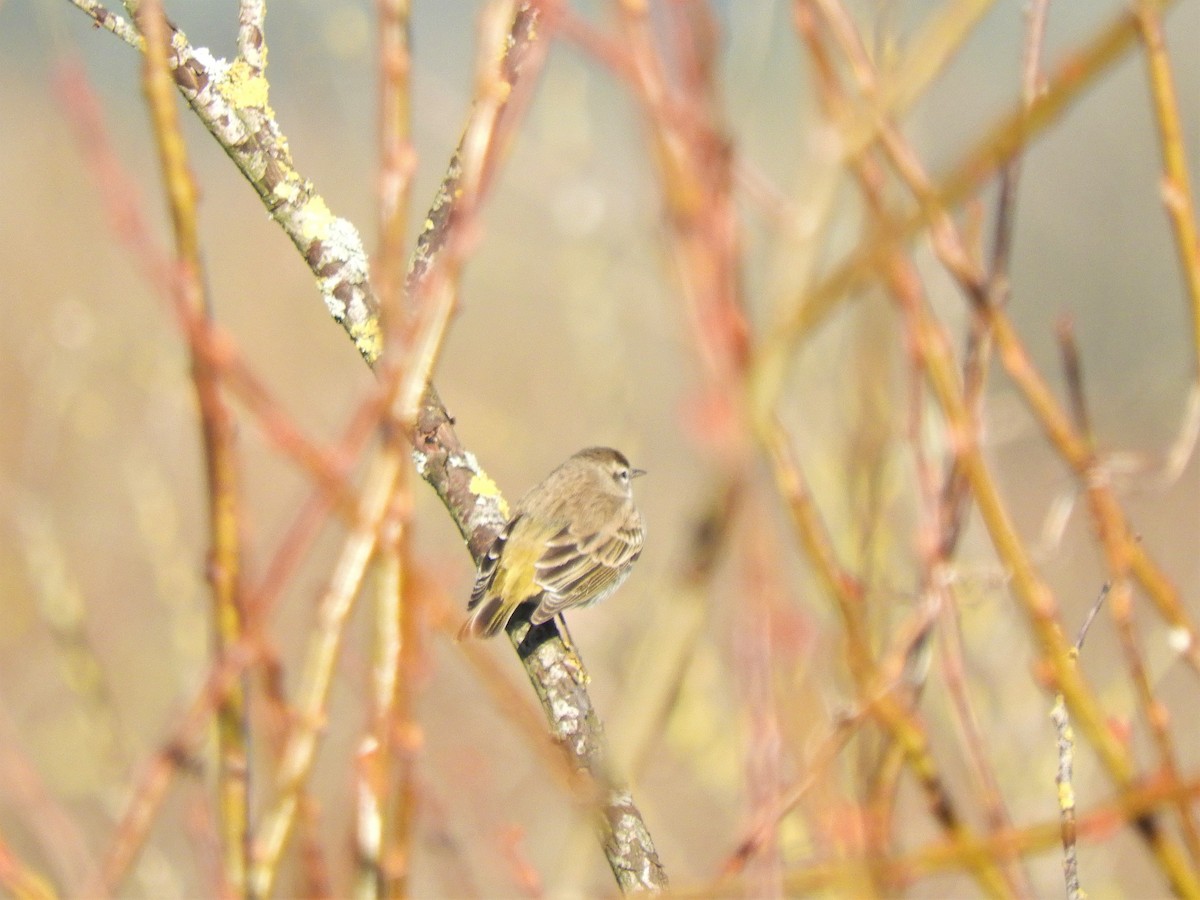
(1135, 3), (1200, 381)
(135, 0), (249, 890)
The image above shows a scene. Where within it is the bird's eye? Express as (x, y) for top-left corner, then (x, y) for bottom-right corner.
(615, 468), (629, 483)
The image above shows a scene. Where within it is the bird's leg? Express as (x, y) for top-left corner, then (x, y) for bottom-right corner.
(555, 614), (578, 656)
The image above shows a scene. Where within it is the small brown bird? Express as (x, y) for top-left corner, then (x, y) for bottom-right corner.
(459, 447), (646, 639)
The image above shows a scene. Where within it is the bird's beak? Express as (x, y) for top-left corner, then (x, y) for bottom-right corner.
(631, 468), (647, 478)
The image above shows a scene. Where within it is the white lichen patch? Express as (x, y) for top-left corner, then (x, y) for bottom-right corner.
(610, 788), (633, 806)
(321, 291), (346, 321)
(324, 217), (370, 276)
(549, 693), (580, 735)
(189, 46), (231, 85)
(475, 501), (509, 532)
(411, 449), (430, 477)
(542, 645), (571, 672)
(448, 451), (480, 472)
(304, 214), (371, 325)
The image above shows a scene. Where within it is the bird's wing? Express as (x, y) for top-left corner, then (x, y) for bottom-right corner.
(530, 517), (644, 623)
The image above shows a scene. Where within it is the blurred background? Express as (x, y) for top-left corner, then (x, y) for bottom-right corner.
(1, 0), (1199, 896)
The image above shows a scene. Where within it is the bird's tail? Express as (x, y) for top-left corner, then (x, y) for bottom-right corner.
(457, 594), (513, 640)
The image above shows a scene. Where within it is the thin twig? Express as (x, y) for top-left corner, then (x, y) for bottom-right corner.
(989, 0), (1050, 290)
(1056, 316), (1092, 442)
(1052, 584), (1108, 900)
(1135, 2), (1200, 383)
(237, 0), (266, 74)
(354, 1), (416, 893)
(69, 0), (142, 48)
(375, 0), (415, 333)
(135, 0), (249, 889)
(366, 466), (423, 898)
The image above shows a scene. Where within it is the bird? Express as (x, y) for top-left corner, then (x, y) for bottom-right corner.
(459, 447), (646, 640)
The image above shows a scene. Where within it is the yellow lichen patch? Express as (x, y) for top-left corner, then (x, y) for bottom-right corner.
(271, 179), (300, 206)
(296, 195), (335, 242)
(469, 472), (510, 519)
(1057, 779), (1075, 810)
(348, 318), (383, 366)
(219, 58), (272, 111)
